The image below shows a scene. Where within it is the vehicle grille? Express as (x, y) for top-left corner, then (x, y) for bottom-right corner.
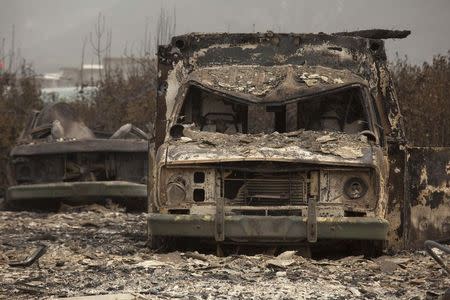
(223, 171), (309, 206)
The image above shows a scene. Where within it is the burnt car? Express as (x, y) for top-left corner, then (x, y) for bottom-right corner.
(5, 102), (148, 209)
(147, 30), (449, 252)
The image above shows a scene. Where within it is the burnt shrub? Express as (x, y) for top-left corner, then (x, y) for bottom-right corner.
(391, 53), (450, 147)
(72, 57), (156, 133)
(0, 65), (42, 190)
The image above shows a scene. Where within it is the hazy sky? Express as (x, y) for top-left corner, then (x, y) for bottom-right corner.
(1, 0), (449, 73)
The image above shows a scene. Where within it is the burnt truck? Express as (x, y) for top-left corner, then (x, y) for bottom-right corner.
(148, 30), (450, 251)
(5, 102), (148, 209)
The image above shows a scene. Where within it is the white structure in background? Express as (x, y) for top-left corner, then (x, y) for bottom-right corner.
(40, 72), (64, 88)
(39, 64), (104, 89)
(103, 57), (140, 79)
(37, 58), (145, 103)
(80, 64), (103, 85)
(41, 86), (98, 103)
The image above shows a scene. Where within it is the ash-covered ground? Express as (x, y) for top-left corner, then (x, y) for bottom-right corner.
(0, 206), (448, 300)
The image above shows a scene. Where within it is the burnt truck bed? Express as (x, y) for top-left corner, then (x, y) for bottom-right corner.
(388, 146), (450, 249)
(6, 139), (148, 209)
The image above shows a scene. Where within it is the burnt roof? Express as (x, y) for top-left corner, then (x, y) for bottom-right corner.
(187, 65), (366, 104)
(160, 31), (394, 69)
(167, 29), (410, 50)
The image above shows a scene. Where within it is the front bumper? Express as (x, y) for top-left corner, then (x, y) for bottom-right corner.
(147, 213), (389, 243)
(6, 181), (147, 201)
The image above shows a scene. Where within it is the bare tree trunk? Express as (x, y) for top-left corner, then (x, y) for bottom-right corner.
(105, 28), (112, 78)
(80, 36), (87, 95)
(155, 6), (176, 48)
(89, 13), (111, 83)
(8, 24), (15, 73)
(1, 37), (5, 64)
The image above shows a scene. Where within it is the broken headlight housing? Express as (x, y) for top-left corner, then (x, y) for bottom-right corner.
(166, 175), (187, 205)
(16, 164), (32, 182)
(321, 169), (377, 211)
(344, 177), (368, 199)
(160, 167), (215, 206)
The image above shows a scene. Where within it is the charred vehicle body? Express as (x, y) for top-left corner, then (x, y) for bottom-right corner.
(5, 102), (148, 209)
(148, 30), (450, 251)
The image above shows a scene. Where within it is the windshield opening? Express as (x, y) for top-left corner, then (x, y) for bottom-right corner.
(178, 85), (370, 135)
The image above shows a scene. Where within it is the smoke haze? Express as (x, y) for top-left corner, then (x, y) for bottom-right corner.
(1, 0), (449, 72)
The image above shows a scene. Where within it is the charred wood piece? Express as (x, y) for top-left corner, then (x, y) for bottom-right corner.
(424, 240), (450, 275)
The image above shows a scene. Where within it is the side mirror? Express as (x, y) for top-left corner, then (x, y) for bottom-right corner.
(146, 122), (155, 141)
(359, 130), (379, 144)
(169, 124), (185, 139)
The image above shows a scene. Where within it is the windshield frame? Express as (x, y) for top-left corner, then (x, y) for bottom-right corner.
(168, 82), (382, 144)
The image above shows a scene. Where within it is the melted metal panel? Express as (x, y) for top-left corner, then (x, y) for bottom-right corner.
(406, 147), (450, 248)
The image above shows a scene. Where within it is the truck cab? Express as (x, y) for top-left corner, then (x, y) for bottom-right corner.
(148, 31), (409, 252)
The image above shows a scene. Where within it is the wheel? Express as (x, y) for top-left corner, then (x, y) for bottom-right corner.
(147, 235), (170, 251)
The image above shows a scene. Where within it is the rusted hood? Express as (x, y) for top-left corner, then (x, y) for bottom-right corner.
(187, 65), (366, 103)
(165, 129), (375, 167)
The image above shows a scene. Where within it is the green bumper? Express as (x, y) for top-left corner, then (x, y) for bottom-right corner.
(7, 181), (147, 201)
(147, 213), (389, 242)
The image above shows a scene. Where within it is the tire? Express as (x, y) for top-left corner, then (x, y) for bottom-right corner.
(362, 240), (384, 258)
(148, 235), (169, 251)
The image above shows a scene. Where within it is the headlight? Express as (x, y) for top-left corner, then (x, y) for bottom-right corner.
(166, 175), (187, 205)
(18, 165), (32, 178)
(15, 164), (32, 181)
(344, 177), (368, 199)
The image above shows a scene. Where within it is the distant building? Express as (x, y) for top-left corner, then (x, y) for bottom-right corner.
(103, 57), (140, 79)
(41, 86), (98, 103)
(38, 72), (63, 88)
(79, 64), (103, 86)
(36, 57), (152, 89)
(38, 64), (104, 88)
(59, 67), (80, 85)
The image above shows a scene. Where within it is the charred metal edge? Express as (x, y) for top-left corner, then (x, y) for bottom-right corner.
(11, 139), (148, 156)
(334, 29), (411, 39)
(9, 244), (47, 267)
(6, 181), (147, 201)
